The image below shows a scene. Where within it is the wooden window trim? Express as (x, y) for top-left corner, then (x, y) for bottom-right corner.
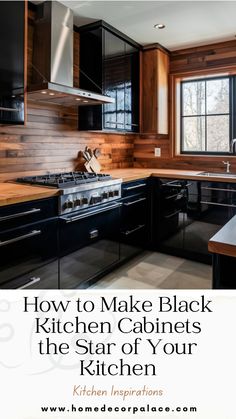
(170, 65), (236, 160)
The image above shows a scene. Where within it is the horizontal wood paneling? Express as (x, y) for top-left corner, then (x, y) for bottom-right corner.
(0, 101), (135, 181)
(170, 40), (236, 74)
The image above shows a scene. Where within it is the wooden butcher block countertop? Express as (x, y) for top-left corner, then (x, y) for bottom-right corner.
(2, 168), (236, 208)
(0, 183), (59, 207)
(208, 216), (236, 258)
(107, 168), (236, 183)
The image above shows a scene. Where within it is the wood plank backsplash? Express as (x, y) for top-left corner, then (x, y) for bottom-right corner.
(0, 103), (135, 181)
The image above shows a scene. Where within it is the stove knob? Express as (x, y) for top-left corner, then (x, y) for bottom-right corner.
(114, 190), (119, 196)
(102, 192), (108, 199)
(90, 196), (96, 205)
(109, 191), (115, 197)
(82, 197), (88, 205)
(74, 198), (81, 207)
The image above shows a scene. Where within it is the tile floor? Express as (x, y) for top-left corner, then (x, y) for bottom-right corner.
(91, 251), (212, 289)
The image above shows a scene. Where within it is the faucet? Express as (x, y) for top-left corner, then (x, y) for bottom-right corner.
(231, 139), (236, 154)
(223, 160), (231, 173)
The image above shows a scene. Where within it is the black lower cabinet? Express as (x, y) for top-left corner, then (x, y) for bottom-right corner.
(59, 203), (121, 288)
(153, 178), (187, 257)
(184, 181), (236, 263)
(0, 197), (59, 289)
(0, 219), (59, 289)
(153, 179), (236, 264)
(120, 179), (150, 261)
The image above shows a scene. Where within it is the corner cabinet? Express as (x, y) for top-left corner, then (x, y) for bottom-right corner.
(141, 45), (169, 135)
(0, 1), (25, 124)
(78, 21), (140, 132)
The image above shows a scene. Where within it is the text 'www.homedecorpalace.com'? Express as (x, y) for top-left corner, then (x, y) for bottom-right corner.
(40, 404), (198, 414)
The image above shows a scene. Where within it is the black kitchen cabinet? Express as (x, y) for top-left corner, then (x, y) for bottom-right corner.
(59, 202), (121, 288)
(120, 179), (151, 261)
(78, 21), (140, 132)
(184, 181), (236, 263)
(153, 178), (236, 263)
(153, 178), (187, 257)
(0, 198), (59, 289)
(0, 1), (25, 124)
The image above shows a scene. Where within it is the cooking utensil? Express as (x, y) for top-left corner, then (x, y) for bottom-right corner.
(94, 148), (101, 158)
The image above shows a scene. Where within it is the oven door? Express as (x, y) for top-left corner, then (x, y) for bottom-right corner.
(59, 202), (121, 288)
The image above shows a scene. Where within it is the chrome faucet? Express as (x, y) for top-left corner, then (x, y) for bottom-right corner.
(223, 160), (231, 173)
(231, 139), (236, 154)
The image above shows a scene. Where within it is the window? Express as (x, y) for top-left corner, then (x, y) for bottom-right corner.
(180, 76), (236, 154)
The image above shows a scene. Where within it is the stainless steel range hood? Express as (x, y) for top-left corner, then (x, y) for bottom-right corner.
(27, 1), (114, 107)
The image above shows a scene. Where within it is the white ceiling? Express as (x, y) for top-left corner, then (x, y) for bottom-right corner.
(59, 0), (236, 50)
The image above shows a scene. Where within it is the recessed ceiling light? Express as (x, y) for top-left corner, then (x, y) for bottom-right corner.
(154, 23), (165, 29)
(83, 100), (89, 103)
(41, 91), (47, 94)
(76, 98), (81, 101)
(49, 92), (55, 96)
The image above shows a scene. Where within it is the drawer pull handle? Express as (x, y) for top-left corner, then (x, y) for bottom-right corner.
(200, 201), (236, 208)
(0, 208), (41, 222)
(164, 210), (181, 219)
(89, 229), (99, 239)
(122, 224), (145, 236)
(18, 277), (41, 289)
(123, 197), (147, 206)
(123, 184), (146, 191)
(0, 229), (41, 247)
(163, 181), (192, 188)
(201, 186), (236, 193)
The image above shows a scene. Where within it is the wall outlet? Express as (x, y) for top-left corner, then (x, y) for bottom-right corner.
(154, 147), (161, 157)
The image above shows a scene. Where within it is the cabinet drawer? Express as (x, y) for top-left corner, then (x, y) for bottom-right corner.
(0, 218), (58, 288)
(121, 194), (148, 228)
(122, 179), (148, 198)
(0, 197), (58, 230)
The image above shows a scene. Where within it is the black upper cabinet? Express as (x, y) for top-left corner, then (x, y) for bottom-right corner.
(78, 21), (140, 132)
(0, 1), (25, 125)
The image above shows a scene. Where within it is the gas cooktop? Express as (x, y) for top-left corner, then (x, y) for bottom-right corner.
(16, 171), (112, 189)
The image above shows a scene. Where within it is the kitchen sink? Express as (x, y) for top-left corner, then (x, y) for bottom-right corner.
(197, 172), (236, 178)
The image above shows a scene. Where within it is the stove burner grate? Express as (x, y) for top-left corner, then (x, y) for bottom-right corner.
(16, 171), (112, 188)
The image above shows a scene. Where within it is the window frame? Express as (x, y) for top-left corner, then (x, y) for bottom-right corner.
(180, 75), (234, 155)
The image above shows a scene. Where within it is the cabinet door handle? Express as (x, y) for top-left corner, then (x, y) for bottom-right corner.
(0, 208), (41, 222)
(164, 210), (181, 219)
(0, 230), (41, 247)
(123, 197), (147, 206)
(122, 224), (145, 236)
(163, 181), (192, 188)
(18, 277), (41, 289)
(200, 201), (236, 208)
(201, 186), (236, 193)
(123, 184), (146, 191)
